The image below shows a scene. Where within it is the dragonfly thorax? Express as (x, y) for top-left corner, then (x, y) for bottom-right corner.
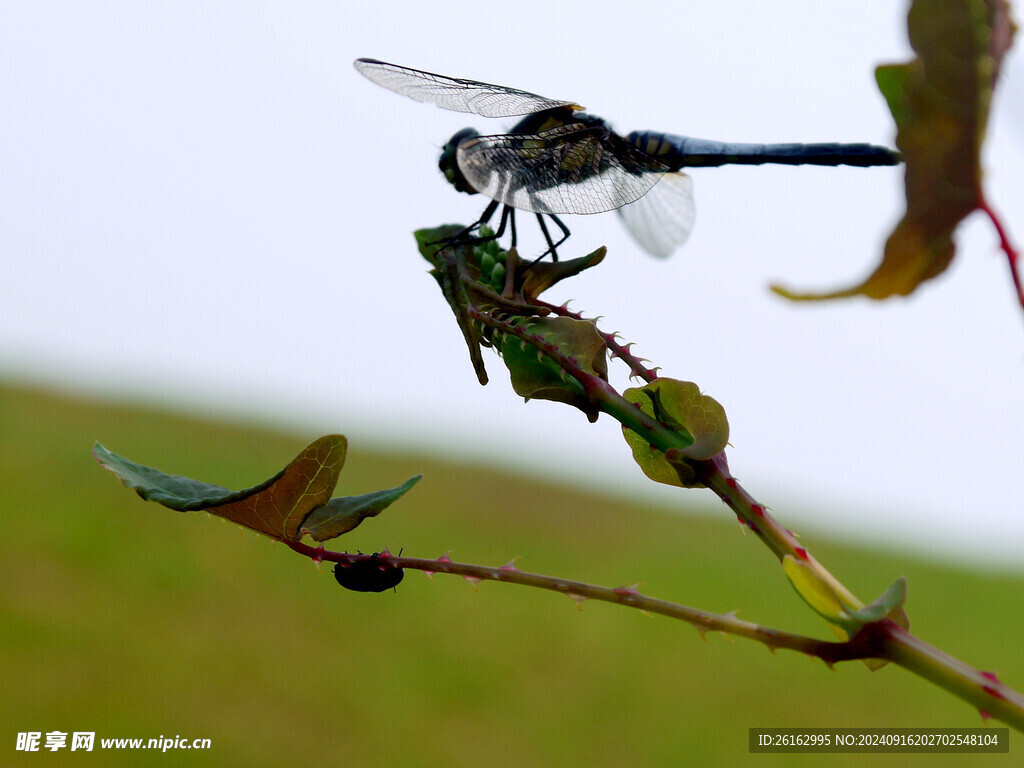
(439, 127), (480, 195)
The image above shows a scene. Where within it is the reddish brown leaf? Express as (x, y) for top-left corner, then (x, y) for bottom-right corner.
(774, 0), (1015, 301)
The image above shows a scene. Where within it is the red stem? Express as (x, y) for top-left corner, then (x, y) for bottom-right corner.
(977, 196), (1023, 313)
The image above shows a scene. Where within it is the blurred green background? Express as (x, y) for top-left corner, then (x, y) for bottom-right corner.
(2, 379), (1021, 766)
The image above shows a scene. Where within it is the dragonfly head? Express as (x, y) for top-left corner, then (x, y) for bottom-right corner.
(439, 128), (479, 195)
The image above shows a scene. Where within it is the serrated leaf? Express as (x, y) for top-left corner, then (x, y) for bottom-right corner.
(300, 474), (422, 542)
(500, 316), (608, 422)
(94, 435), (348, 542)
(773, 0), (1015, 301)
(519, 246), (606, 300)
(621, 378), (729, 487)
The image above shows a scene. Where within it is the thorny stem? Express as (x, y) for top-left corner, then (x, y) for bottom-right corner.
(288, 541), (1024, 730)
(537, 298), (659, 382)
(285, 541), (864, 662)
(694, 454), (866, 611)
(536, 297), (879, 605)
(469, 307), (694, 453)
(534, 299), (848, 591)
(473, 304), (861, 610)
(882, 624), (1024, 730)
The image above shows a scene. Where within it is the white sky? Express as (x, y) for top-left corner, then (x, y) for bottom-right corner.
(2, 2), (1023, 569)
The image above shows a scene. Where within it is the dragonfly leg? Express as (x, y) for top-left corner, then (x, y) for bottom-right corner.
(467, 199), (501, 241)
(458, 200), (511, 246)
(429, 199), (502, 249)
(503, 206), (517, 248)
(431, 202), (567, 267)
(533, 214), (571, 262)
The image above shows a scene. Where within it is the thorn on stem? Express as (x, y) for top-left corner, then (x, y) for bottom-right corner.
(613, 584), (641, 597)
(980, 671), (1005, 700)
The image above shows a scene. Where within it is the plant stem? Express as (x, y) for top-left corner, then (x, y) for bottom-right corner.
(286, 541), (860, 660)
(288, 541), (1024, 729)
(538, 299), (659, 382)
(977, 195), (1023, 317)
(881, 622), (1024, 730)
(477, 303), (867, 614)
(694, 454), (866, 612)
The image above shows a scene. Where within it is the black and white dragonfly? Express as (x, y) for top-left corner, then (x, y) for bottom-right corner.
(354, 58), (900, 259)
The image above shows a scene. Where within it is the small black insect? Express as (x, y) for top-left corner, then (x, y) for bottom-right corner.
(333, 552), (404, 593)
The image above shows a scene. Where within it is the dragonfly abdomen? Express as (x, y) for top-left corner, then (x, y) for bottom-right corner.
(626, 131), (901, 169)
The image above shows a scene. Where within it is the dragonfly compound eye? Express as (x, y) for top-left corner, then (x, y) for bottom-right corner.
(439, 128), (479, 195)
(333, 554), (405, 593)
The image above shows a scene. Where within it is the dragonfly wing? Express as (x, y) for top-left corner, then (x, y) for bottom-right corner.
(456, 124), (668, 216)
(354, 59), (580, 118)
(615, 172), (695, 258)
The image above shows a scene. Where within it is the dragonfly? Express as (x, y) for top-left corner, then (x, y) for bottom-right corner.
(354, 58), (900, 260)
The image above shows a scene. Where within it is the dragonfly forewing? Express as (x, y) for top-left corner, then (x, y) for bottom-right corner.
(353, 58), (581, 118)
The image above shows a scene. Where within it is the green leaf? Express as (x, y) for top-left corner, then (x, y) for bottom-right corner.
(773, 0), (1015, 301)
(621, 379), (729, 487)
(415, 224), (467, 270)
(500, 316), (608, 422)
(95, 436), (349, 542)
(300, 475), (422, 542)
(93, 441), (271, 510)
(848, 576), (908, 624)
(874, 63), (911, 125)
(783, 558), (910, 653)
(415, 227), (610, 389)
(519, 246), (606, 301)
(416, 226), (490, 384)
(782, 554), (859, 639)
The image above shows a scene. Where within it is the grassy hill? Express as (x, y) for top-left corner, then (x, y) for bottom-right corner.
(2, 379), (1021, 766)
